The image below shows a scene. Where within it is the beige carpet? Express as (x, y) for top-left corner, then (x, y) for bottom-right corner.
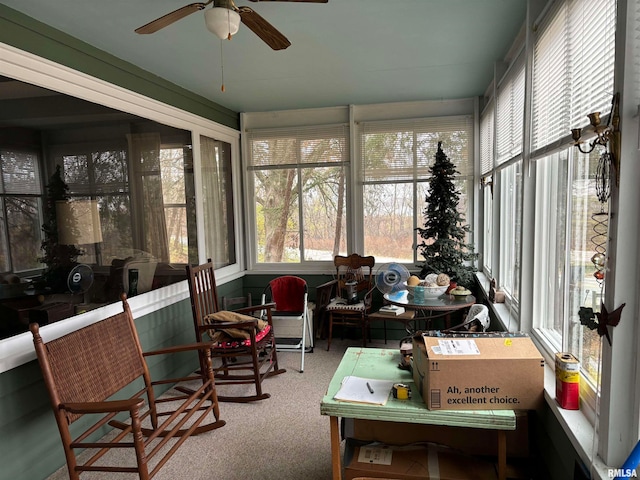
(46, 337), (391, 480)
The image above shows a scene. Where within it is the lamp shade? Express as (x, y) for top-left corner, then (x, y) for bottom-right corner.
(204, 7), (241, 40)
(56, 200), (103, 245)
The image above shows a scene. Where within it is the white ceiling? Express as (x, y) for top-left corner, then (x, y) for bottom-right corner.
(1, 0), (527, 113)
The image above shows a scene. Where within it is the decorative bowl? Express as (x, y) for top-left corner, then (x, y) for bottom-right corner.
(404, 282), (448, 299)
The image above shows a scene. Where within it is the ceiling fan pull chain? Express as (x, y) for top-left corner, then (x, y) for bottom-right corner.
(220, 39), (225, 92)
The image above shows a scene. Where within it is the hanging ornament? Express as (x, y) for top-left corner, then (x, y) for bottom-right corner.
(589, 149), (612, 284)
(590, 211), (608, 283)
(579, 302), (626, 346)
(591, 252), (605, 268)
(595, 151), (612, 204)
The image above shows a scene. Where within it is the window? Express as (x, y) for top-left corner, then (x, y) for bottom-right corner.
(56, 143), (130, 266)
(51, 122), (197, 274)
(200, 135), (235, 268)
(531, 0), (616, 155)
(482, 0), (616, 416)
(496, 55), (524, 166)
(0, 54), (241, 366)
(359, 116), (474, 263)
(47, 122), (199, 304)
(245, 124), (349, 264)
(528, 0), (616, 411)
(481, 178), (493, 275)
(484, 52), (525, 305)
(533, 148), (604, 404)
(498, 161), (522, 304)
(0, 148), (43, 273)
(480, 101), (495, 274)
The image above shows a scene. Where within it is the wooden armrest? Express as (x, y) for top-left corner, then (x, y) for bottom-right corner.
(364, 288), (375, 305)
(315, 280), (338, 308)
(316, 279), (338, 290)
(62, 397), (144, 415)
(235, 303), (275, 315)
(143, 340), (219, 357)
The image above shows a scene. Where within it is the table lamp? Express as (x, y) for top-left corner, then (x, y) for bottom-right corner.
(56, 199), (103, 248)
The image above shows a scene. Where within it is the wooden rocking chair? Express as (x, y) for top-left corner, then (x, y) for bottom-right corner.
(30, 294), (225, 480)
(186, 259), (286, 402)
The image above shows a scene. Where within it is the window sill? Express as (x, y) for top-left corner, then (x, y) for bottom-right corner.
(541, 363), (610, 480)
(475, 273), (611, 480)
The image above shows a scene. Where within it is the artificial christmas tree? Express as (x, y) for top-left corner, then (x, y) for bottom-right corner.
(38, 165), (82, 292)
(416, 141), (478, 287)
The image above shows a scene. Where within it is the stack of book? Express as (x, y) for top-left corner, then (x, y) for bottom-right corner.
(377, 305), (405, 316)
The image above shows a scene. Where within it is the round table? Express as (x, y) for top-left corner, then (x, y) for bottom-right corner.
(383, 289), (476, 331)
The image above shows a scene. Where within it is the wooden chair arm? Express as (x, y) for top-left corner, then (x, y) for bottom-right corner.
(315, 279), (338, 308)
(364, 287), (375, 307)
(316, 279), (338, 291)
(143, 340), (220, 357)
(235, 302), (276, 316)
(62, 397), (145, 415)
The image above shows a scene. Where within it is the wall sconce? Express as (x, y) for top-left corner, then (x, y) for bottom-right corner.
(571, 92), (621, 186)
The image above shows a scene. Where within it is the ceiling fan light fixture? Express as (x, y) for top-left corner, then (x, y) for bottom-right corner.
(204, 7), (241, 40)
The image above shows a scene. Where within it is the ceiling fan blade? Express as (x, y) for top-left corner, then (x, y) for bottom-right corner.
(237, 6), (291, 50)
(248, 0), (328, 3)
(135, 2), (211, 34)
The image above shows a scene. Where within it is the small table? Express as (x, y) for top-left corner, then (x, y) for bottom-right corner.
(367, 309), (416, 344)
(383, 289), (476, 330)
(320, 347), (516, 480)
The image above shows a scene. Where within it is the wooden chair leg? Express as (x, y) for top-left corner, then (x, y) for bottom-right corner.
(361, 319), (367, 347)
(327, 313), (333, 351)
(383, 319), (388, 344)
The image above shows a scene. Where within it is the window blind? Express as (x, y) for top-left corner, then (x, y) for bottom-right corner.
(245, 124), (349, 169)
(0, 149), (41, 195)
(360, 115), (473, 182)
(531, 0), (616, 153)
(480, 103), (495, 175)
(496, 54), (525, 165)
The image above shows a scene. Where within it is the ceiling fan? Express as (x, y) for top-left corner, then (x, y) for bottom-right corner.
(135, 0), (328, 51)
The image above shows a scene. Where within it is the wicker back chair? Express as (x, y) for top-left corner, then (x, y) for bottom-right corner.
(186, 259), (286, 402)
(30, 295), (225, 480)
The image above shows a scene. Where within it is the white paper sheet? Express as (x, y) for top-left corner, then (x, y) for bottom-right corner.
(333, 376), (394, 405)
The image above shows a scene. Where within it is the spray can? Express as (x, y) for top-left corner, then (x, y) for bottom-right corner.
(555, 352), (580, 410)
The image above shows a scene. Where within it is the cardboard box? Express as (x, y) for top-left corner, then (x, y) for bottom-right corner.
(344, 440), (497, 480)
(412, 332), (544, 410)
(348, 412), (530, 457)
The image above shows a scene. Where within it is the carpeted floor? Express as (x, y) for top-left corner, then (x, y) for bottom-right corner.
(46, 337), (378, 480)
(46, 335), (548, 479)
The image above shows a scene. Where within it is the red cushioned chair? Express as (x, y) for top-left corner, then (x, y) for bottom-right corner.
(261, 275), (312, 373)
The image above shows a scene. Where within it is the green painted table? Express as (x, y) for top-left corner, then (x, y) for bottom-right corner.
(320, 347), (517, 480)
